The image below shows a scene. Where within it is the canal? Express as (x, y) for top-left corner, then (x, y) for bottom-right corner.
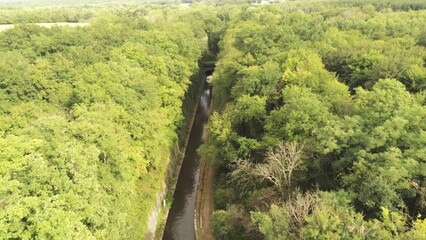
(162, 75), (212, 240)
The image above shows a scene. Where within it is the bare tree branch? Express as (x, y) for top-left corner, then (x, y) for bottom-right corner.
(255, 141), (305, 197)
(284, 190), (318, 232)
(228, 158), (258, 195)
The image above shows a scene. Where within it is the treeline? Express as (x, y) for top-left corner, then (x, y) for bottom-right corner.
(0, 8), (95, 24)
(203, 2), (426, 239)
(0, 4), (163, 24)
(319, 0), (426, 11)
(0, 5), (224, 239)
(0, 1), (207, 24)
(0, 0), (236, 25)
(0, 0), (179, 8)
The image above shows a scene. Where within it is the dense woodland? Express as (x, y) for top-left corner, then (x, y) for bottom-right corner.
(203, 1), (426, 239)
(0, 3), (223, 239)
(0, 0), (425, 239)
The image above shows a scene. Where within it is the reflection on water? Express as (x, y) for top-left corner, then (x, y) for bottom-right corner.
(163, 82), (212, 240)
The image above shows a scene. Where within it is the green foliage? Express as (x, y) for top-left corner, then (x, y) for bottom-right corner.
(300, 192), (395, 240)
(2, 1), (426, 239)
(202, 2), (426, 240)
(402, 218), (426, 239)
(266, 86), (332, 141)
(251, 205), (292, 240)
(211, 210), (233, 239)
(316, 79), (426, 217)
(0, 5), (209, 239)
(211, 205), (258, 240)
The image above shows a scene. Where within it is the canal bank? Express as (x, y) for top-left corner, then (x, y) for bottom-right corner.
(147, 55), (213, 239)
(162, 73), (212, 240)
(194, 95), (215, 240)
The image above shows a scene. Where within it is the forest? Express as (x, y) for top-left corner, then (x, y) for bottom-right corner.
(0, 0), (425, 239)
(204, 1), (426, 239)
(0, 2), (219, 239)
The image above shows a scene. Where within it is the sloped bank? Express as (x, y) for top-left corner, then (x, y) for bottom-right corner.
(195, 86), (215, 240)
(147, 59), (213, 240)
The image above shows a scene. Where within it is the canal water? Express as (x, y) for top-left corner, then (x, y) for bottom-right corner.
(162, 79), (212, 240)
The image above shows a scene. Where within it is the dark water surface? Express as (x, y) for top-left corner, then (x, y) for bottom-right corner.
(163, 83), (212, 240)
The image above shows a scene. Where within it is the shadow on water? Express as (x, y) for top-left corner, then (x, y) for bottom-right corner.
(162, 74), (213, 240)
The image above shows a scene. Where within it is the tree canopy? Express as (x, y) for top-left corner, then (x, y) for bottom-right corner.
(0, 4), (218, 239)
(203, 1), (426, 239)
(1, 0), (426, 239)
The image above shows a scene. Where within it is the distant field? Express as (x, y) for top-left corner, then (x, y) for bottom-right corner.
(0, 22), (89, 32)
(0, 0), (171, 8)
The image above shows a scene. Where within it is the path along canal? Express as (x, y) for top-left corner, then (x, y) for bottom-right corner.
(162, 78), (212, 240)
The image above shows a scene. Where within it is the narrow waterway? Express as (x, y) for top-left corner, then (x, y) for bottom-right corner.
(162, 80), (212, 240)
